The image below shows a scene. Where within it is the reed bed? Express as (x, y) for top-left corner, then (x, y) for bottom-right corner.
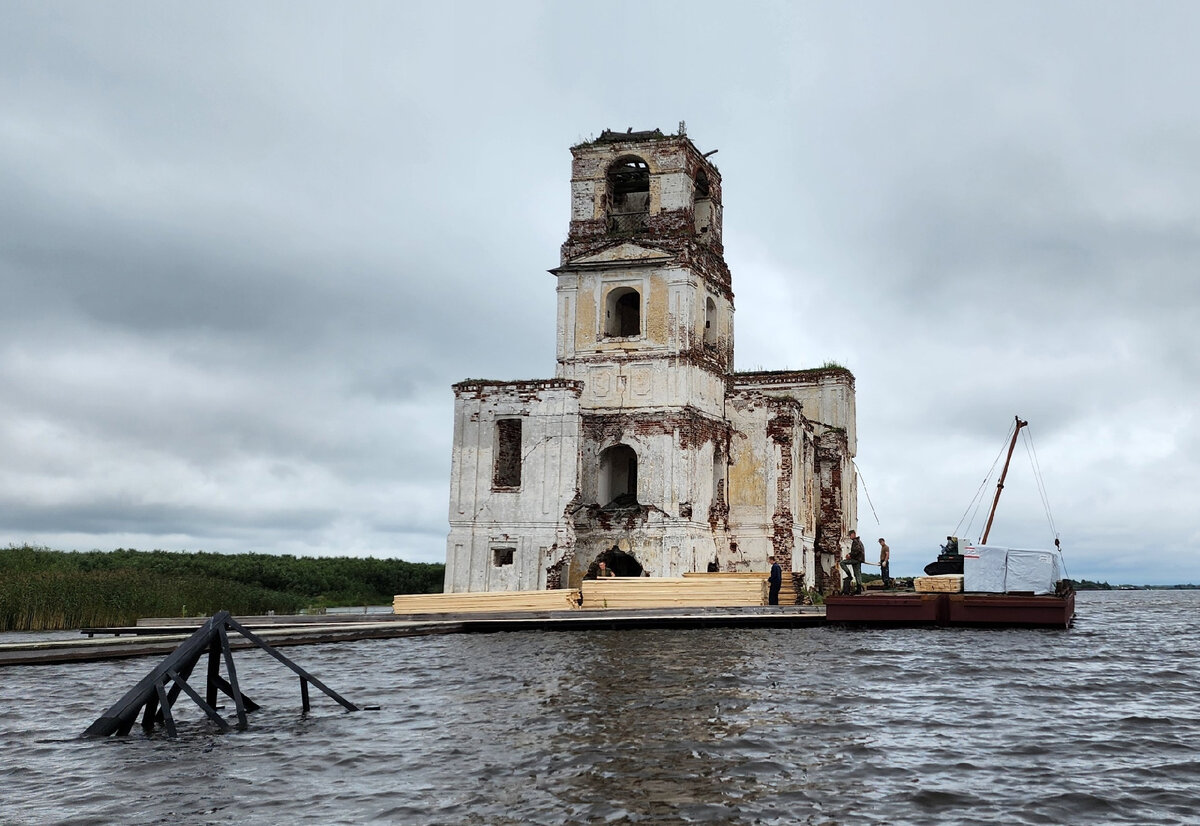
(0, 545), (444, 631)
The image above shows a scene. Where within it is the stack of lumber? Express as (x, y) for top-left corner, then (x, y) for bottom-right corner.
(581, 576), (767, 609)
(914, 574), (964, 593)
(683, 571), (803, 604)
(392, 589), (580, 615)
(780, 572), (803, 604)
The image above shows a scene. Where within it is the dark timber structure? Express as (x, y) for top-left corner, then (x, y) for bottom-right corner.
(83, 611), (358, 737)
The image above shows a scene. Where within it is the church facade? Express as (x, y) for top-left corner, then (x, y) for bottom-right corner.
(444, 128), (857, 594)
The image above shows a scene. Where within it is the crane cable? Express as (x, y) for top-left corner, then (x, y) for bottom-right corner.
(955, 418), (1017, 540)
(853, 460), (881, 525)
(1022, 426), (1061, 550)
(1023, 424), (1069, 580)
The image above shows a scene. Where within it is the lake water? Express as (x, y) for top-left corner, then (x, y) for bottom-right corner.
(2, 590), (1199, 825)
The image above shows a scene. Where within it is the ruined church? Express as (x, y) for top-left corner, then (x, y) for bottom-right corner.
(444, 128), (857, 594)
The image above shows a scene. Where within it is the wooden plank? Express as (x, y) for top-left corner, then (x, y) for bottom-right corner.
(205, 637), (220, 708)
(216, 625), (248, 730)
(155, 679), (177, 738)
(224, 617), (359, 713)
(682, 571), (804, 604)
(580, 577), (768, 609)
(682, 572), (770, 578)
(4, 621), (457, 667)
(165, 666), (231, 733)
(392, 589), (581, 615)
(208, 673), (261, 713)
(914, 575), (964, 593)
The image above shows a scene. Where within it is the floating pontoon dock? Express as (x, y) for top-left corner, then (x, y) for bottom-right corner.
(0, 606), (825, 666)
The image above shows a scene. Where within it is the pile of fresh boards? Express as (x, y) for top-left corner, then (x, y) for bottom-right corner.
(392, 570), (799, 615)
(914, 574), (965, 593)
(392, 589), (581, 615)
(581, 575), (768, 609)
(684, 570), (803, 605)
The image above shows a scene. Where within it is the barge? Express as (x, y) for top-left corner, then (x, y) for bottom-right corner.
(825, 590), (1075, 628)
(829, 416), (1075, 629)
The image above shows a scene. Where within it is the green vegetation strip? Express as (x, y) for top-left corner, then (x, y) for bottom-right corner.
(0, 545), (444, 632)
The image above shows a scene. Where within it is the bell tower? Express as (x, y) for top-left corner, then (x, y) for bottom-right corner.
(547, 127), (737, 576)
(552, 128), (734, 417)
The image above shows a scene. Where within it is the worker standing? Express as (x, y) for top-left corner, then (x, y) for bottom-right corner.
(767, 556), (782, 605)
(878, 538), (892, 589)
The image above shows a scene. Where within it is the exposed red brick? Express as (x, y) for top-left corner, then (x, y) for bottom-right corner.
(580, 407), (732, 451)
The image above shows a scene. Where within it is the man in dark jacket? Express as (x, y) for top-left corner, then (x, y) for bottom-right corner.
(840, 530), (866, 594)
(768, 556), (783, 605)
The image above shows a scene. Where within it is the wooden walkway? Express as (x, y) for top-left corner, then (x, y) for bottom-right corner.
(0, 606), (825, 667)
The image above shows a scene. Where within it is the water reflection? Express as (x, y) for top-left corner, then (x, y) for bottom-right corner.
(544, 629), (762, 822)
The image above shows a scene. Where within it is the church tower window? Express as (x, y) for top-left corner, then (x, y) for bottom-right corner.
(607, 156), (650, 234)
(694, 168), (712, 235)
(605, 287), (641, 338)
(599, 444), (639, 508)
(492, 418), (523, 488)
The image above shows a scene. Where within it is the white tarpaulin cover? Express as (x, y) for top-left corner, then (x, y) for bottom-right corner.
(1005, 549), (1064, 595)
(962, 545), (1065, 594)
(963, 545), (1008, 592)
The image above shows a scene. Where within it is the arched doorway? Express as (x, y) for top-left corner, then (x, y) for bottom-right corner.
(588, 545), (644, 578)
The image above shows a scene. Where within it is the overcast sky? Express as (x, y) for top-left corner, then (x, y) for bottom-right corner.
(3, 2), (1197, 584)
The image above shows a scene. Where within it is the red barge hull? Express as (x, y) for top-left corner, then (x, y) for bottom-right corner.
(825, 591), (1074, 629)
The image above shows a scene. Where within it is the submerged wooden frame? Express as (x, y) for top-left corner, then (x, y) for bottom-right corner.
(83, 610), (358, 737)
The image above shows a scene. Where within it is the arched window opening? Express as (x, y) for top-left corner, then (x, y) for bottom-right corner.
(694, 169), (713, 235)
(605, 287), (641, 337)
(704, 296), (718, 347)
(712, 452), (726, 505)
(607, 156), (650, 234)
(599, 444), (639, 509)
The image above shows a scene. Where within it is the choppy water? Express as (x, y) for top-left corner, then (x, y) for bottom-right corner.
(2, 590), (1199, 825)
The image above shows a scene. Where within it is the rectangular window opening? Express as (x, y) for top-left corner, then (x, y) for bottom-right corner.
(493, 547), (515, 567)
(493, 419), (523, 488)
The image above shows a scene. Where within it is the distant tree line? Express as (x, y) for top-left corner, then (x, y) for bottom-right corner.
(0, 545), (444, 631)
(1066, 579), (1200, 591)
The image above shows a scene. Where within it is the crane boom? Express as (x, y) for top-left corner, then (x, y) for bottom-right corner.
(980, 416), (1028, 545)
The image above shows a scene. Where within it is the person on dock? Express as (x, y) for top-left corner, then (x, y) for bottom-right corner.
(597, 561), (615, 578)
(767, 556), (783, 605)
(878, 537), (892, 588)
(841, 531), (865, 594)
